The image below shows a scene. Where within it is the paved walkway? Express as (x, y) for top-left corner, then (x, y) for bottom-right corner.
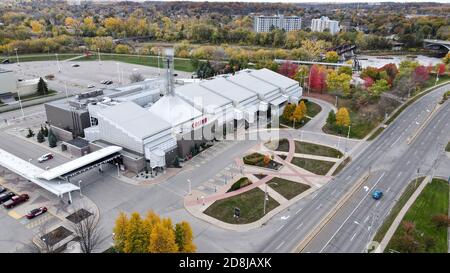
(377, 176), (431, 253)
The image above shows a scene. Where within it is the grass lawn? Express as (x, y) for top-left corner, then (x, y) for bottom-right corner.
(290, 157), (335, 175)
(303, 99), (322, 117)
(204, 188), (279, 224)
(446, 142), (450, 152)
(323, 108), (379, 139)
(368, 126), (385, 141)
(15, 90), (57, 102)
(78, 53), (195, 72)
(278, 100), (322, 129)
(267, 177), (310, 200)
(294, 141), (343, 158)
(332, 157), (351, 176)
(2, 53), (81, 63)
(279, 116), (309, 129)
(385, 178), (449, 253)
(373, 177), (424, 244)
(227, 177), (252, 193)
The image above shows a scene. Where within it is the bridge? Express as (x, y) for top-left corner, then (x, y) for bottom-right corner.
(274, 59), (352, 68)
(326, 44), (357, 55)
(423, 39), (450, 52)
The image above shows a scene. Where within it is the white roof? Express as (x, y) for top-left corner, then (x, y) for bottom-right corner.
(175, 83), (232, 111)
(248, 68), (299, 90)
(98, 102), (172, 140)
(0, 148), (79, 196)
(227, 72), (279, 97)
(148, 95), (203, 127)
(200, 77), (258, 104)
(37, 146), (123, 181)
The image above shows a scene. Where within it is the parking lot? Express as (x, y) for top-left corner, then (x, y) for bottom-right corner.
(0, 59), (192, 98)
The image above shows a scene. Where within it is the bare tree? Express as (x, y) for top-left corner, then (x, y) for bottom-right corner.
(129, 72), (145, 83)
(25, 221), (57, 253)
(70, 212), (101, 253)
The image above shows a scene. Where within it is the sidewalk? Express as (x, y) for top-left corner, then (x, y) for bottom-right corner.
(377, 176), (431, 253)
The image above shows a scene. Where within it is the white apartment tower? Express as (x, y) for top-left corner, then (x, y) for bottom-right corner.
(253, 15), (302, 33)
(311, 16), (340, 35)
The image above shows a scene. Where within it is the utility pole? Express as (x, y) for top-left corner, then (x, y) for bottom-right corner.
(16, 80), (25, 119)
(263, 184), (268, 215)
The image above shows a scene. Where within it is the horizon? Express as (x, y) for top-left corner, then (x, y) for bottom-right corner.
(69, 0), (450, 4)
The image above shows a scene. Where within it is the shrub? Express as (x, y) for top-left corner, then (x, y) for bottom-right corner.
(243, 153), (265, 167)
(227, 177), (252, 192)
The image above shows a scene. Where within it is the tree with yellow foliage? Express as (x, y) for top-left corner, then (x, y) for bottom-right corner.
(282, 103), (296, 121)
(30, 20), (44, 34)
(336, 107), (351, 127)
(175, 221), (196, 253)
(148, 222), (178, 253)
(123, 212), (147, 253)
(113, 212), (129, 253)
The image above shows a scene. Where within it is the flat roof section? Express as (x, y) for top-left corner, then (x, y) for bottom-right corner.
(227, 72), (280, 97)
(200, 77), (258, 105)
(148, 95), (203, 127)
(37, 146), (123, 181)
(175, 83), (232, 112)
(0, 148), (79, 196)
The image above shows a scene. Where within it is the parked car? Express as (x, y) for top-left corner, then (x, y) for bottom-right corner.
(105, 80), (113, 85)
(0, 186), (6, 194)
(372, 190), (383, 200)
(71, 63), (80, 67)
(38, 153), (53, 163)
(26, 207), (48, 219)
(3, 194), (29, 209)
(0, 192), (15, 204)
(87, 84), (95, 88)
(2, 59), (10, 64)
(100, 80), (107, 84)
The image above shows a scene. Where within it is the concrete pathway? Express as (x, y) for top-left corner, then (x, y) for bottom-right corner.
(377, 176), (431, 253)
(301, 96), (337, 133)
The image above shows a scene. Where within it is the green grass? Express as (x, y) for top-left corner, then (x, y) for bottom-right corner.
(385, 178), (449, 253)
(446, 142), (450, 152)
(323, 109), (378, 139)
(266, 177), (310, 200)
(2, 53), (81, 63)
(373, 177), (424, 244)
(270, 138), (290, 152)
(243, 152), (265, 166)
(77, 53), (195, 72)
(290, 157), (335, 175)
(303, 100), (322, 118)
(15, 90), (57, 102)
(204, 188), (279, 224)
(279, 116), (309, 129)
(294, 141), (343, 158)
(332, 157), (351, 176)
(227, 177), (252, 193)
(368, 126), (385, 141)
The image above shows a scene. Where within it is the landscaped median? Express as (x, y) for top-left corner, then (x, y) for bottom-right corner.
(266, 177), (310, 200)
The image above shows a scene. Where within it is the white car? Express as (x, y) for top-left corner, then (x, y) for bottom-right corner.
(87, 85), (95, 88)
(38, 153), (53, 163)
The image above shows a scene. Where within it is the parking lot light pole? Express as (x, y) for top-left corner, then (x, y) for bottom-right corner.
(14, 48), (19, 65)
(55, 53), (61, 73)
(97, 48), (101, 64)
(187, 179), (192, 195)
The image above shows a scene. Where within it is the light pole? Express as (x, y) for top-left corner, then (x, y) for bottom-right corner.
(97, 48), (101, 64)
(78, 180), (82, 196)
(55, 53), (61, 73)
(14, 48), (19, 65)
(116, 63), (120, 83)
(187, 179), (192, 195)
(116, 163), (120, 177)
(16, 80), (25, 119)
(345, 125), (351, 153)
(263, 184), (268, 215)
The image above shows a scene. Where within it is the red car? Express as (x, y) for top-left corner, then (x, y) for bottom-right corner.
(26, 207), (47, 219)
(3, 194), (29, 209)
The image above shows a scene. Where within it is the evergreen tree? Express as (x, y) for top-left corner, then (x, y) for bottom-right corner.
(47, 129), (57, 148)
(36, 77), (48, 95)
(175, 221), (196, 253)
(43, 125), (49, 137)
(36, 130), (45, 143)
(26, 128), (35, 138)
(327, 110), (336, 125)
(113, 212), (129, 253)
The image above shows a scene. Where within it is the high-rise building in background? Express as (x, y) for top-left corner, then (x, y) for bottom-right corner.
(311, 16), (340, 35)
(253, 15), (302, 33)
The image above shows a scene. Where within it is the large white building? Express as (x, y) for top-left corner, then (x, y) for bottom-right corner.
(84, 68), (302, 171)
(311, 16), (340, 35)
(253, 15), (302, 33)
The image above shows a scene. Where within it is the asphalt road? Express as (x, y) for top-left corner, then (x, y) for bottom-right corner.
(260, 83), (450, 253)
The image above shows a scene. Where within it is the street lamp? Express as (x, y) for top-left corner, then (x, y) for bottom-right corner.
(55, 53), (61, 73)
(14, 48), (19, 66)
(16, 80), (25, 119)
(187, 179), (192, 195)
(78, 180), (82, 196)
(116, 63), (120, 83)
(116, 163), (120, 177)
(97, 48), (101, 64)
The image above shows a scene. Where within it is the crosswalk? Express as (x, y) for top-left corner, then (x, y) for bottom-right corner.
(185, 140), (239, 168)
(195, 162), (242, 195)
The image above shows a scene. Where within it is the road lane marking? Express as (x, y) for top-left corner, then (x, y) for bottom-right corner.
(350, 232), (357, 242)
(390, 135), (403, 147)
(276, 224), (285, 232)
(397, 172), (403, 178)
(296, 222), (304, 230)
(275, 241), (285, 250)
(354, 221), (359, 225)
(406, 160), (410, 166)
(376, 202), (381, 207)
(315, 203), (322, 210)
(364, 215), (370, 223)
(295, 208), (303, 215)
(319, 172), (386, 253)
(387, 186), (391, 192)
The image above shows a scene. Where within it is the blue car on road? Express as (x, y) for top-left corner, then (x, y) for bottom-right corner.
(372, 190), (383, 200)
